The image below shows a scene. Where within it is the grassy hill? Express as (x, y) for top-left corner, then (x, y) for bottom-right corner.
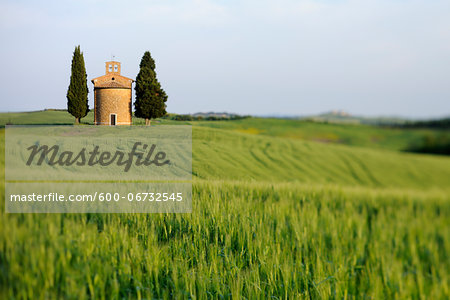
(0, 110), (94, 126)
(304, 111), (411, 125)
(0, 111), (449, 298)
(1, 110), (447, 152)
(193, 117), (448, 152)
(193, 127), (450, 189)
(1, 111), (449, 188)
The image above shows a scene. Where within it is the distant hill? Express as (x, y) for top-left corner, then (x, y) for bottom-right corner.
(302, 110), (410, 125)
(192, 112), (240, 119)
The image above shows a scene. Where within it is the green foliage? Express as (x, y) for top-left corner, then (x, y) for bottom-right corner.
(406, 133), (450, 155)
(167, 114), (250, 121)
(393, 117), (450, 129)
(134, 51), (167, 123)
(66, 46), (89, 123)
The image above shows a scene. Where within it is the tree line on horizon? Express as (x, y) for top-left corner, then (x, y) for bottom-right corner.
(66, 46), (167, 125)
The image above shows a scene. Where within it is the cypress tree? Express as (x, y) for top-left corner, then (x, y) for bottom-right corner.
(67, 45), (89, 124)
(134, 51), (168, 125)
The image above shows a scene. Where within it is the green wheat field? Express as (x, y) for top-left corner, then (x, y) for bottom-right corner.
(0, 111), (449, 299)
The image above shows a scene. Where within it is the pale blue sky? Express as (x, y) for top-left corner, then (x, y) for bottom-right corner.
(1, 0), (449, 117)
